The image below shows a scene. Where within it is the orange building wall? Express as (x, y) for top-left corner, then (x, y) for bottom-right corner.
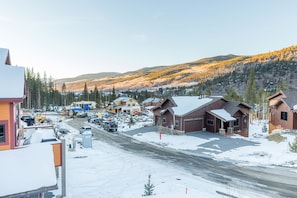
(0, 102), (11, 150)
(52, 143), (62, 167)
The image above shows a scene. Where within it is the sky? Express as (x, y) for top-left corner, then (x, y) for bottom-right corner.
(1, 1), (297, 79)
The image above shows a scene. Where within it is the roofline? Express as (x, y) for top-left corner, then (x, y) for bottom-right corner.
(269, 98), (295, 111)
(207, 110), (236, 122)
(176, 97), (223, 117)
(0, 98), (24, 102)
(267, 90), (285, 100)
(161, 107), (174, 115)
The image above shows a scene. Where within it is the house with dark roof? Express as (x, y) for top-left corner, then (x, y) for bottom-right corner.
(153, 96), (251, 137)
(268, 89), (297, 133)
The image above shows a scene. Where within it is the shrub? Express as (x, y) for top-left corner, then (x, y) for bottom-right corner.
(267, 133), (287, 143)
(143, 174), (155, 196)
(289, 137), (297, 153)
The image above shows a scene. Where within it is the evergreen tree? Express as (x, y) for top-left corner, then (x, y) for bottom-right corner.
(289, 137), (297, 153)
(143, 174), (155, 196)
(245, 67), (257, 106)
(83, 82), (89, 101)
(111, 86), (116, 101)
(224, 86), (243, 101)
(276, 80), (289, 92)
(62, 83), (67, 106)
(93, 85), (100, 108)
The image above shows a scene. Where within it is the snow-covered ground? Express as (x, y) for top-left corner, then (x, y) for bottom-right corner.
(47, 114), (297, 197)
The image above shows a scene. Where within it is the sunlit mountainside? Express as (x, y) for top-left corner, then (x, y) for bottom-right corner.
(55, 45), (297, 95)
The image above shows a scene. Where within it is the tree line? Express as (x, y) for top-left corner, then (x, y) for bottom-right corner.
(23, 65), (285, 115)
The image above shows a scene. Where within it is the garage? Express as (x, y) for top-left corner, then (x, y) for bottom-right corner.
(184, 118), (203, 132)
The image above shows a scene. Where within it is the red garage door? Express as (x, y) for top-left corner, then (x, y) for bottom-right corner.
(184, 119), (203, 132)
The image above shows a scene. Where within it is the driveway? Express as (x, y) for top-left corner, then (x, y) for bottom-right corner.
(124, 126), (259, 155)
(186, 131), (259, 154)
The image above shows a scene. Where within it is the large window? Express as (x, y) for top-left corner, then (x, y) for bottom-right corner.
(281, 111), (288, 121)
(207, 119), (214, 126)
(0, 121), (7, 143)
(234, 118), (240, 126)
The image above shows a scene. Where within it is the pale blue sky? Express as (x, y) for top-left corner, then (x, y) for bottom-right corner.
(1, 0), (297, 79)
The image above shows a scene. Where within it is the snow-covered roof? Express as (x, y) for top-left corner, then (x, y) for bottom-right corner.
(142, 97), (161, 104)
(114, 96), (131, 102)
(0, 47), (25, 100)
(172, 96), (217, 116)
(0, 144), (57, 197)
(209, 109), (236, 122)
(0, 64), (25, 99)
(0, 48), (9, 64)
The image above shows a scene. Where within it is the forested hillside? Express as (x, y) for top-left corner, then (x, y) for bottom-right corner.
(23, 45), (297, 109)
(54, 45), (297, 95)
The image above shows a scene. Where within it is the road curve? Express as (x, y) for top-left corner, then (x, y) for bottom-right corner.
(67, 118), (297, 198)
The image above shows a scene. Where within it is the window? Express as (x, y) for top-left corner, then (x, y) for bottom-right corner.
(207, 119), (214, 126)
(162, 118), (166, 124)
(281, 111), (288, 121)
(0, 121), (7, 143)
(234, 118), (239, 126)
(175, 120), (179, 126)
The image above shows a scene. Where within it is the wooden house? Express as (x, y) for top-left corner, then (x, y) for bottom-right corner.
(108, 96), (141, 115)
(0, 48), (26, 150)
(0, 48), (58, 197)
(153, 96), (251, 137)
(268, 89), (297, 133)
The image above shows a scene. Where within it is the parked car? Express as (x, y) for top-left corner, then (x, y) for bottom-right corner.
(77, 112), (88, 118)
(58, 128), (70, 134)
(102, 121), (118, 132)
(87, 115), (98, 122)
(79, 126), (92, 134)
(21, 115), (35, 126)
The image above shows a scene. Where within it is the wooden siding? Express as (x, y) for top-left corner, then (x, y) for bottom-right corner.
(52, 143), (62, 167)
(0, 102), (10, 150)
(184, 118), (203, 132)
(161, 99), (175, 109)
(161, 110), (174, 128)
(181, 99), (225, 132)
(205, 112), (216, 132)
(269, 102), (293, 131)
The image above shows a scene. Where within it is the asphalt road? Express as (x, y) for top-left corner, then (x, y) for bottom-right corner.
(67, 118), (297, 198)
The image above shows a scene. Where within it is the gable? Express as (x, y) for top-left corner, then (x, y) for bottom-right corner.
(268, 90), (297, 110)
(0, 48), (11, 65)
(171, 96), (223, 116)
(0, 65), (25, 100)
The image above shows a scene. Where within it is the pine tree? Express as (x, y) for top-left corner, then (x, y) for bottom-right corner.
(289, 137), (297, 153)
(83, 82), (89, 101)
(143, 174), (155, 196)
(245, 67), (257, 106)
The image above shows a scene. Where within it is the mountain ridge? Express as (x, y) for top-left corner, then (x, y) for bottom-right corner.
(54, 45), (297, 94)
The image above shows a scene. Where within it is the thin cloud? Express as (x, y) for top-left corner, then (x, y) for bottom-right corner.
(133, 33), (149, 42)
(0, 16), (12, 22)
